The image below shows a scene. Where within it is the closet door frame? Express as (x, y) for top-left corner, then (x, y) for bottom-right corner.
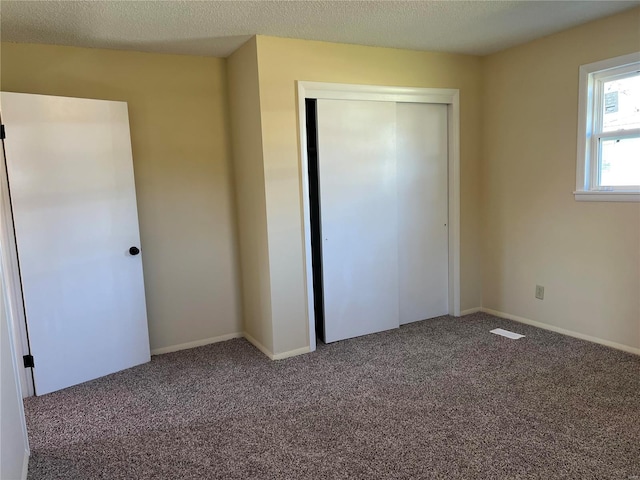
(296, 82), (461, 353)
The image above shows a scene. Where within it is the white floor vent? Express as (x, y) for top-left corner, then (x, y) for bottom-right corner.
(490, 328), (525, 340)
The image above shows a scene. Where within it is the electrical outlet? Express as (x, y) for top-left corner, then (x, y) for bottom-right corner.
(535, 285), (544, 300)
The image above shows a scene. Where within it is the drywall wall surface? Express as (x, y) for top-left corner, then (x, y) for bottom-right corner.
(255, 36), (483, 354)
(1, 42), (242, 351)
(482, 8), (640, 349)
(1, 259), (29, 480)
(227, 38), (274, 353)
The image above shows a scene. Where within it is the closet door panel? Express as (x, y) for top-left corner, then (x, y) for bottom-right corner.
(397, 103), (449, 324)
(317, 99), (399, 343)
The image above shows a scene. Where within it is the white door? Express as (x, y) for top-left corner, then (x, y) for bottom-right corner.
(1, 92), (150, 395)
(316, 99), (399, 343)
(397, 103), (449, 324)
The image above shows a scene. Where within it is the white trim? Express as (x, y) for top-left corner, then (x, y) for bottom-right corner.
(576, 62), (591, 191)
(574, 191), (640, 202)
(243, 331), (311, 360)
(448, 94), (461, 317)
(0, 138), (34, 397)
(150, 332), (243, 355)
(482, 307), (640, 356)
(296, 84), (316, 355)
(0, 141), (30, 463)
(300, 82), (459, 104)
(272, 346), (311, 360)
(580, 52), (640, 77)
(0, 284), (30, 467)
(296, 81), (462, 352)
(22, 449), (29, 480)
(575, 52), (640, 201)
(460, 307), (482, 315)
(151, 331), (310, 361)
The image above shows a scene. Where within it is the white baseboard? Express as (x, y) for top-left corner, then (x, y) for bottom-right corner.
(482, 307), (640, 356)
(460, 307), (482, 316)
(22, 449), (29, 480)
(272, 345), (311, 360)
(243, 332), (311, 360)
(151, 332), (243, 355)
(151, 331), (312, 361)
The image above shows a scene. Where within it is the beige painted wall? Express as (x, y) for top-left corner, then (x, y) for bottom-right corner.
(4, 9), (634, 361)
(1, 43), (242, 351)
(227, 38), (274, 352)
(255, 36), (483, 354)
(482, 8), (640, 350)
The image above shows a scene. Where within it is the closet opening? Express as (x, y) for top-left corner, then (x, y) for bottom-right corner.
(304, 98), (326, 343)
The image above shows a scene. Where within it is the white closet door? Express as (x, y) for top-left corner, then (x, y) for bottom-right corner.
(1, 92), (150, 395)
(317, 99), (399, 343)
(397, 103), (449, 324)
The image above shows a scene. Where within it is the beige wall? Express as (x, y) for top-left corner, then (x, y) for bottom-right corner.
(255, 36), (483, 354)
(1, 43), (242, 351)
(481, 8), (640, 350)
(227, 38), (274, 352)
(4, 9), (636, 361)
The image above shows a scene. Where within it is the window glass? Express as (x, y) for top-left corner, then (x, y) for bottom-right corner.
(602, 74), (640, 132)
(599, 137), (640, 186)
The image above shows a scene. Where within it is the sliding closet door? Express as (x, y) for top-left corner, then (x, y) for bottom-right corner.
(397, 103), (449, 324)
(316, 99), (399, 343)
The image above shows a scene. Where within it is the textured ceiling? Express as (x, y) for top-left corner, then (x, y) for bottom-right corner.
(1, 1), (638, 58)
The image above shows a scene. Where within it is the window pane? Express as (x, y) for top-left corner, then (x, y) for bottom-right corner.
(603, 74), (640, 132)
(600, 137), (640, 186)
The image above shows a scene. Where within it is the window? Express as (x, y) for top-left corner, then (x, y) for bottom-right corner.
(576, 52), (640, 202)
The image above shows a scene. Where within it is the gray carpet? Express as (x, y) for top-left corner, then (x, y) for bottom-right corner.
(24, 313), (640, 479)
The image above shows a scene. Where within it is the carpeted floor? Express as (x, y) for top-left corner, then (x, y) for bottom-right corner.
(24, 312), (640, 479)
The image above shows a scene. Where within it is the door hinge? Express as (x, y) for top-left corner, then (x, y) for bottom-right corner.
(0, 124), (5, 140)
(23, 355), (34, 368)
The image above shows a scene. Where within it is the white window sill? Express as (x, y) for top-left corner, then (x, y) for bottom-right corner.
(574, 191), (640, 202)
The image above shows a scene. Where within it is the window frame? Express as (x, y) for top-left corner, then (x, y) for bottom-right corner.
(575, 52), (640, 202)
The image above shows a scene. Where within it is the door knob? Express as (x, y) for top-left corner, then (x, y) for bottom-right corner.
(129, 246), (140, 256)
